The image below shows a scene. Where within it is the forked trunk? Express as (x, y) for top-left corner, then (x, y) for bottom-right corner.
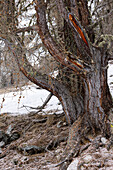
(56, 48), (112, 140)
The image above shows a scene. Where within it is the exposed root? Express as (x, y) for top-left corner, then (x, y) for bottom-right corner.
(54, 116), (91, 168)
(54, 112), (111, 169)
(55, 142), (80, 167)
(46, 136), (68, 150)
(55, 158), (68, 167)
(79, 143), (91, 154)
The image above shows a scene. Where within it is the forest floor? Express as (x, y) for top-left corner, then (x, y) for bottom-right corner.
(0, 111), (68, 170)
(0, 110), (113, 170)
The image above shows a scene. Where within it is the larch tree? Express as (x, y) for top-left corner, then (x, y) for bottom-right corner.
(0, 0), (113, 166)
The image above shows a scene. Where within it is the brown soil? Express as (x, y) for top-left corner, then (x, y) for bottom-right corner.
(0, 112), (69, 170)
(0, 110), (113, 169)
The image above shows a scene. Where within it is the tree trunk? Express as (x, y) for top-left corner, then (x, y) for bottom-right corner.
(52, 46), (112, 147)
(4, 0), (112, 139)
(2, 1), (113, 165)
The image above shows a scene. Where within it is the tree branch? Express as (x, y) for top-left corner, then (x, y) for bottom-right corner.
(56, 0), (93, 61)
(90, 9), (113, 30)
(15, 25), (39, 33)
(0, 37), (54, 93)
(92, 0), (113, 15)
(22, 92), (53, 111)
(68, 13), (89, 47)
(35, 0), (91, 75)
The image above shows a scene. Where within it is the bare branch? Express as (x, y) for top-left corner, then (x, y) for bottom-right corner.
(22, 92), (53, 111)
(15, 25), (39, 33)
(35, 0), (91, 75)
(56, 0), (93, 59)
(0, 37), (53, 92)
(92, 0), (113, 15)
(90, 9), (113, 30)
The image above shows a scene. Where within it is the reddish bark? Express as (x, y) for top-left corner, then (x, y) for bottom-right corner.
(34, 0), (112, 137)
(2, 0), (112, 139)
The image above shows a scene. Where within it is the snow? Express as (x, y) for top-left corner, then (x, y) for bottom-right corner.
(0, 64), (112, 116)
(0, 84), (62, 115)
(0, 1), (112, 116)
(108, 62), (113, 96)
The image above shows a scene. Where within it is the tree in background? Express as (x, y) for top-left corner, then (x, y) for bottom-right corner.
(0, 0), (113, 166)
(0, 0), (28, 87)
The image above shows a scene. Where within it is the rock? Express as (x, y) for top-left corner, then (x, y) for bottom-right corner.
(2, 134), (10, 145)
(63, 122), (67, 126)
(0, 129), (20, 146)
(56, 155), (61, 162)
(67, 158), (79, 170)
(13, 159), (18, 165)
(0, 131), (9, 144)
(0, 131), (5, 141)
(83, 155), (92, 163)
(57, 121), (63, 128)
(101, 137), (108, 144)
(0, 128), (20, 147)
(6, 125), (12, 136)
(0, 148), (2, 154)
(0, 141), (5, 148)
(19, 145), (45, 155)
(10, 131), (20, 142)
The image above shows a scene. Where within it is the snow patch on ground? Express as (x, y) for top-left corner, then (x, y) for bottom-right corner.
(0, 84), (62, 115)
(0, 64), (112, 115)
(108, 63), (113, 96)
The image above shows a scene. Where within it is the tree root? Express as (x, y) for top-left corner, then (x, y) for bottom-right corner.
(55, 142), (80, 168)
(54, 115), (92, 169)
(46, 136), (68, 150)
(18, 136), (68, 156)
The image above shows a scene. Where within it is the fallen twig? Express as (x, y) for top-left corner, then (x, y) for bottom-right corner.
(21, 92), (53, 111)
(32, 118), (47, 123)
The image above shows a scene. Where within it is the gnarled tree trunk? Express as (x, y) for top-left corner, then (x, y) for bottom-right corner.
(34, 0), (113, 139)
(54, 46), (112, 135)
(1, 1), (113, 165)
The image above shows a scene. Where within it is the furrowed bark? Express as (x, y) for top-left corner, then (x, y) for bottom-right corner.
(0, 3), (112, 162)
(35, 0), (90, 74)
(35, 0), (113, 130)
(56, 0), (93, 63)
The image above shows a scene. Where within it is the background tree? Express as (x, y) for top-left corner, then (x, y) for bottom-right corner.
(0, 0), (31, 87)
(0, 0), (113, 166)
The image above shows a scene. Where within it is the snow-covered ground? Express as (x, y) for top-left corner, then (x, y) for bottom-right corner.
(108, 63), (113, 96)
(0, 84), (62, 115)
(0, 64), (112, 115)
